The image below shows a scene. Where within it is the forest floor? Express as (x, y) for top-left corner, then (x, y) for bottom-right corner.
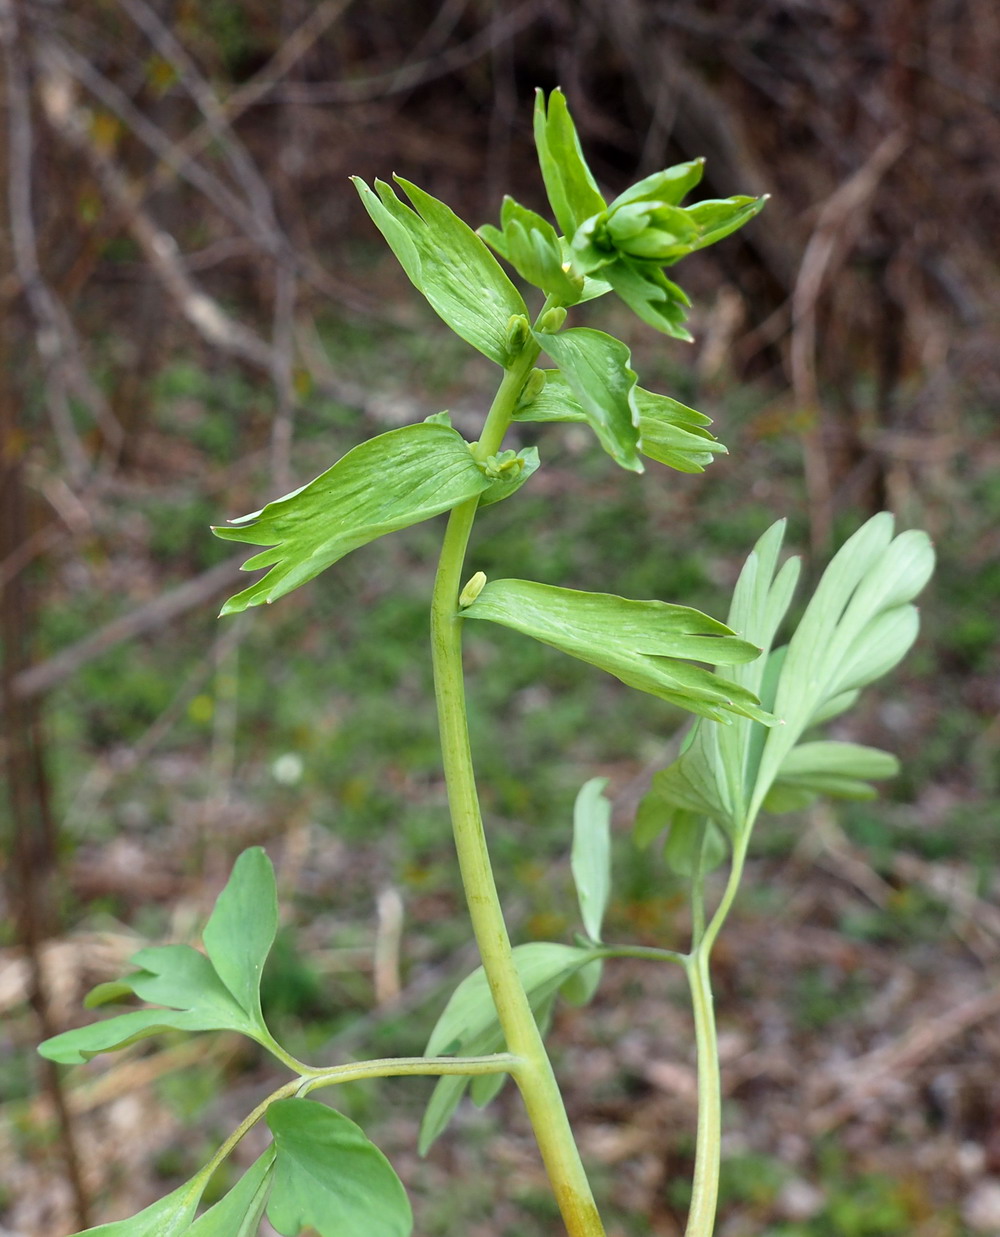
(2, 276), (998, 1237)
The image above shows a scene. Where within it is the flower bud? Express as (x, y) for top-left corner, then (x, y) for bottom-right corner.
(536, 305), (567, 334)
(459, 571), (487, 607)
(517, 368), (547, 408)
(505, 314), (531, 356)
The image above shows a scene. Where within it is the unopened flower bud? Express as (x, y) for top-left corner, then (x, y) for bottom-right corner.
(537, 306), (567, 334)
(459, 571), (487, 607)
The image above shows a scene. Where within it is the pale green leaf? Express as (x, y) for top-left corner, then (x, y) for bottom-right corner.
(351, 177), (527, 365)
(461, 579), (772, 724)
(202, 848), (276, 1027)
(643, 520), (801, 839)
(559, 958), (604, 1007)
(267, 1099), (412, 1237)
(64, 1181), (202, 1236)
(762, 741), (900, 812)
(751, 516), (933, 818)
(662, 812), (729, 876)
(187, 1151), (275, 1237)
(571, 778), (612, 943)
(532, 328), (643, 471)
(213, 424), (491, 613)
(419, 942), (595, 1152)
(39, 945), (259, 1064)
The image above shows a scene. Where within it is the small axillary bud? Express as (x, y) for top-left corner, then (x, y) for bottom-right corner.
(458, 571), (487, 608)
(483, 450), (523, 479)
(536, 305), (567, 334)
(517, 368), (547, 408)
(504, 314), (531, 356)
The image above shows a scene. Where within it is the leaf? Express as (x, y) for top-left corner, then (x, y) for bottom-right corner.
(267, 1099), (412, 1237)
(202, 848), (276, 1028)
(681, 196), (768, 256)
(351, 176), (527, 365)
(662, 811), (729, 877)
(461, 578), (772, 724)
(39, 945), (260, 1064)
(571, 778), (612, 943)
(532, 328), (643, 472)
(604, 259), (694, 340)
(647, 516), (933, 846)
(515, 371), (726, 474)
(65, 1181), (202, 1236)
(559, 958), (604, 1007)
(476, 446), (540, 508)
(633, 387), (727, 473)
(479, 197), (584, 303)
(638, 520), (801, 841)
(750, 516), (933, 819)
(419, 942), (595, 1152)
(607, 160), (706, 211)
(762, 741), (900, 813)
(40, 850), (284, 1065)
(187, 1150), (275, 1237)
(533, 89), (606, 238)
(213, 423), (491, 613)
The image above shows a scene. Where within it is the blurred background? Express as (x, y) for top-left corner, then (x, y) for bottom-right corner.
(1, 1), (998, 1234)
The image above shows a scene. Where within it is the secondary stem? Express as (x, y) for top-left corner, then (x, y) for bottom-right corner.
(682, 830), (753, 1237)
(683, 947), (721, 1237)
(430, 343), (606, 1237)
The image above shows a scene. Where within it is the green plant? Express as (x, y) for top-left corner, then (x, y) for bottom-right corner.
(39, 90), (933, 1237)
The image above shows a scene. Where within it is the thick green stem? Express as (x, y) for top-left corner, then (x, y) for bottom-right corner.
(430, 345), (606, 1237)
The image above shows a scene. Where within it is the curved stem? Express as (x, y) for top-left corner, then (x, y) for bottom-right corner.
(681, 827), (754, 1237)
(683, 947), (721, 1237)
(430, 341), (606, 1237)
(189, 1054), (520, 1201)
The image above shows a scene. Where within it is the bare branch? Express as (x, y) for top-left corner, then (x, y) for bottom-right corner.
(10, 554), (247, 703)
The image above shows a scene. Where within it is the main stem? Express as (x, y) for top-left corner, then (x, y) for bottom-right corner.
(430, 349), (606, 1237)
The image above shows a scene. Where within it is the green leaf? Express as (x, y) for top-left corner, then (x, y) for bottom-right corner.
(750, 516), (933, 819)
(479, 197), (584, 303)
(188, 1151), (275, 1237)
(515, 371), (726, 474)
(38, 945), (259, 1064)
(605, 259), (694, 340)
(532, 328), (642, 472)
(419, 942), (595, 1152)
(571, 778), (612, 943)
(681, 195), (767, 255)
(633, 388), (727, 473)
(461, 579), (772, 724)
(477, 446), (540, 508)
(662, 811), (729, 877)
(559, 958), (604, 1007)
(65, 1180), (202, 1236)
(351, 176), (527, 365)
(213, 424), (491, 613)
(762, 741), (900, 813)
(267, 1099), (412, 1237)
(608, 160), (706, 211)
(202, 848), (276, 1028)
(643, 520), (802, 840)
(533, 89), (606, 238)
